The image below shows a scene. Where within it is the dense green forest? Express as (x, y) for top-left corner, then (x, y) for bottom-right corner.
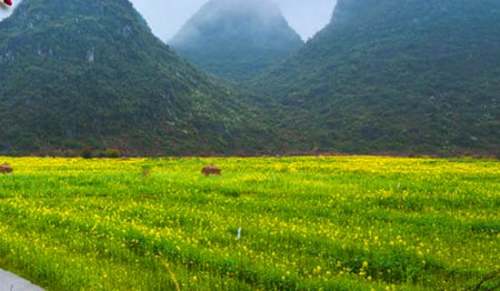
(0, 0), (498, 156)
(254, 0), (500, 155)
(170, 0), (303, 82)
(0, 0), (275, 155)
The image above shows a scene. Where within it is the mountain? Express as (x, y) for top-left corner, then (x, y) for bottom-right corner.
(0, 0), (274, 155)
(255, 0), (500, 155)
(170, 0), (304, 81)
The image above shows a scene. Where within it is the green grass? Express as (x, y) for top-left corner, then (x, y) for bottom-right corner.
(0, 156), (498, 290)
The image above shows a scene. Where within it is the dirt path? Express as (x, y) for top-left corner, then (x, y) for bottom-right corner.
(0, 269), (43, 291)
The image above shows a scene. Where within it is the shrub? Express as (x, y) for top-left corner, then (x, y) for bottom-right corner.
(81, 149), (93, 159)
(98, 149), (122, 158)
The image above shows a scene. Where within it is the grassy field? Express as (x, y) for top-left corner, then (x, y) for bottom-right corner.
(0, 156), (498, 290)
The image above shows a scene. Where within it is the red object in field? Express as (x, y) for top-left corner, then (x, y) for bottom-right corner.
(3, 0), (13, 6)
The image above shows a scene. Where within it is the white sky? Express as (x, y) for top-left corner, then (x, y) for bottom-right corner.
(130, 0), (337, 41)
(1, 0), (337, 41)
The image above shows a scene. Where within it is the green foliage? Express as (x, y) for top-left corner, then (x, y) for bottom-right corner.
(254, 0), (500, 155)
(0, 156), (498, 290)
(80, 148), (123, 159)
(80, 149), (93, 159)
(170, 0), (304, 81)
(1, 0), (498, 156)
(99, 149), (122, 158)
(0, 0), (275, 155)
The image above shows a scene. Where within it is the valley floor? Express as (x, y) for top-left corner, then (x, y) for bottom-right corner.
(0, 156), (498, 290)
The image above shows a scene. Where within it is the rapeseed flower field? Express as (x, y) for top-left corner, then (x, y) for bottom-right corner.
(0, 156), (498, 290)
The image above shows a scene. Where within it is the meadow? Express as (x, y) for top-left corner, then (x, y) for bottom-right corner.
(0, 156), (498, 290)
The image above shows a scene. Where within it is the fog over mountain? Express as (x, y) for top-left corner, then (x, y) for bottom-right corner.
(1, 1), (335, 41)
(170, 0), (304, 81)
(129, 0), (336, 41)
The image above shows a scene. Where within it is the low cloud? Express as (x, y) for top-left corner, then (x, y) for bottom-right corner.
(131, 0), (337, 41)
(1, 0), (337, 41)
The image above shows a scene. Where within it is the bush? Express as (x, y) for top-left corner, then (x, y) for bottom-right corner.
(81, 149), (123, 159)
(101, 149), (122, 158)
(81, 149), (93, 159)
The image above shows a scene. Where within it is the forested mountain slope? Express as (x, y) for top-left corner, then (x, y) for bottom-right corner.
(171, 0), (303, 81)
(0, 0), (273, 155)
(255, 0), (500, 154)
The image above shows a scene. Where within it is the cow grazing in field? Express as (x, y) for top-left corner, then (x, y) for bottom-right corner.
(0, 163), (13, 174)
(202, 165), (221, 176)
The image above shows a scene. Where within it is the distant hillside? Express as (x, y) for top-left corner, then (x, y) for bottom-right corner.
(255, 0), (500, 155)
(170, 0), (303, 81)
(0, 0), (274, 155)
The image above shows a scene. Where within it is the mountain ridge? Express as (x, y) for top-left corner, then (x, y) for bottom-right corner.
(253, 0), (500, 155)
(0, 0), (274, 155)
(170, 0), (303, 81)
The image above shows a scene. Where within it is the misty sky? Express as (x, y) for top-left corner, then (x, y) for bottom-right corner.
(1, 0), (337, 41)
(131, 0), (337, 41)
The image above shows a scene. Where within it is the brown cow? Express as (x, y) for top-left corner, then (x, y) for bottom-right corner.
(0, 163), (13, 174)
(202, 165), (221, 176)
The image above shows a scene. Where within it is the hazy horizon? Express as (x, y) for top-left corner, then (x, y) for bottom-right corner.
(130, 0), (337, 41)
(1, 0), (336, 41)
